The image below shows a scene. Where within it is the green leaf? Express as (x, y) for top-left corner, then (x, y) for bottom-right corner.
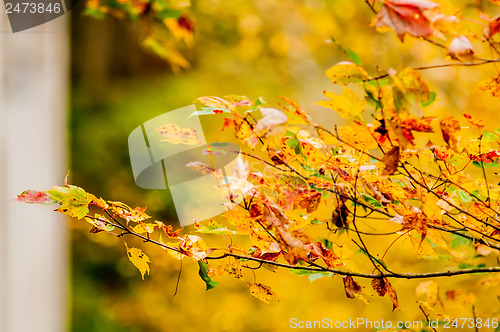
(482, 129), (500, 142)
(323, 239), (333, 250)
(361, 193), (383, 208)
(330, 37), (362, 65)
(308, 272), (334, 282)
(450, 234), (471, 248)
(198, 261), (219, 291)
(458, 263), (473, 269)
(421, 91), (436, 107)
(286, 137), (299, 149)
(157, 9), (183, 20)
(456, 189), (472, 203)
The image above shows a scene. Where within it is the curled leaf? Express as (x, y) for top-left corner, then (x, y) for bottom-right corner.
(447, 36), (474, 61)
(374, 0), (439, 42)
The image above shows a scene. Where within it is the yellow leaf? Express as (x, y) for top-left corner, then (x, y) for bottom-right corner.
(416, 281), (440, 306)
(132, 222), (156, 234)
(159, 234), (185, 260)
(155, 123), (199, 145)
(325, 62), (368, 85)
(247, 282), (279, 304)
(126, 247), (151, 279)
(317, 88), (367, 120)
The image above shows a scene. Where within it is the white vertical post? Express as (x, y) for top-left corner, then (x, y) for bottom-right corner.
(0, 12), (68, 332)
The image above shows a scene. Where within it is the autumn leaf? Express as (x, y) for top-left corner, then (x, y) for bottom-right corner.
(325, 62), (369, 85)
(185, 161), (214, 175)
(469, 150), (500, 163)
(47, 185), (92, 219)
(85, 213), (113, 233)
(317, 88), (367, 120)
(416, 280), (440, 306)
(229, 155), (254, 196)
(155, 123), (199, 145)
(463, 113), (485, 128)
(179, 234), (208, 260)
(13, 190), (57, 205)
(342, 276), (368, 303)
(381, 146), (400, 175)
(374, 0), (439, 42)
(386, 280), (400, 311)
(478, 75), (500, 97)
(127, 247), (151, 279)
(155, 221), (183, 238)
(254, 107), (287, 136)
(196, 96), (234, 111)
(247, 282), (279, 304)
(486, 16), (500, 38)
(371, 277), (388, 297)
(440, 116), (461, 151)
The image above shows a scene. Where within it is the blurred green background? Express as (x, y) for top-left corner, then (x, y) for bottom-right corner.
(68, 0), (500, 331)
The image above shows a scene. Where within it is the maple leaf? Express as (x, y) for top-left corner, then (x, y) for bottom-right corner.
(126, 247), (151, 280)
(155, 123), (199, 145)
(325, 62), (368, 85)
(47, 185), (92, 219)
(317, 88), (367, 120)
(374, 0), (439, 42)
(247, 282), (279, 304)
(381, 146), (400, 175)
(13, 190), (57, 205)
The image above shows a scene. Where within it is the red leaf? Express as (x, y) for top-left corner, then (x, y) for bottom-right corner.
(13, 190), (57, 205)
(487, 16), (500, 38)
(375, 0), (439, 41)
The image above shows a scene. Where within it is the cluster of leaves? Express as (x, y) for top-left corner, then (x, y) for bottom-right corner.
(84, 0), (194, 72)
(16, 0), (500, 324)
